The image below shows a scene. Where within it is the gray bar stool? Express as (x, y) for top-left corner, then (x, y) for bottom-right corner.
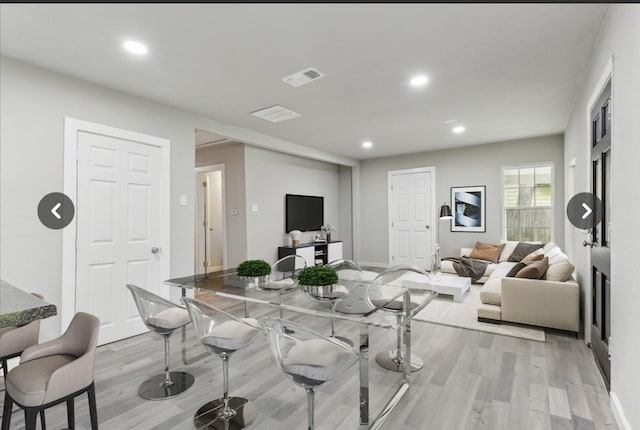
(126, 284), (195, 400)
(1, 312), (100, 430)
(183, 298), (260, 430)
(0, 293), (45, 429)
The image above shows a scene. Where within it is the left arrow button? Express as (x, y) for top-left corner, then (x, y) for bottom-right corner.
(38, 193), (75, 229)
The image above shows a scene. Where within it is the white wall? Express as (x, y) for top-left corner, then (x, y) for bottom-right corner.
(0, 56), (348, 341)
(244, 146), (341, 262)
(564, 5), (640, 429)
(358, 135), (565, 264)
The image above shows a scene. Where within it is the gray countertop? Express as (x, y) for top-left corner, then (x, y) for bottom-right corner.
(0, 279), (57, 328)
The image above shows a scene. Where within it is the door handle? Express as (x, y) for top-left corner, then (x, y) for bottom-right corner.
(151, 247), (160, 254)
(425, 225), (430, 229)
(582, 240), (596, 248)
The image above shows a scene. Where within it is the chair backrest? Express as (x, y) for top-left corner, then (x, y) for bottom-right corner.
(262, 317), (358, 387)
(182, 297), (262, 355)
(0, 293), (45, 357)
(367, 265), (432, 311)
(270, 255), (307, 281)
(126, 283), (181, 320)
(61, 312), (100, 359)
(325, 259), (363, 281)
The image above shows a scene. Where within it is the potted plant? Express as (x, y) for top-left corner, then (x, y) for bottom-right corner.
(321, 224), (336, 242)
(297, 265), (341, 300)
(237, 259), (271, 288)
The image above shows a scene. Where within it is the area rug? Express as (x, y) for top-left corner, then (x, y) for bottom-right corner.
(413, 284), (546, 342)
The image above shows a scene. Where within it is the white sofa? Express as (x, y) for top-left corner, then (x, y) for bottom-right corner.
(442, 243), (580, 332)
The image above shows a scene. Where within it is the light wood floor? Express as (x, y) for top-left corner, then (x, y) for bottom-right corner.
(1, 295), (617, 430)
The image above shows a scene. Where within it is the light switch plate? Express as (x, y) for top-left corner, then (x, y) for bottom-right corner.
(252, 204), (259, 212)
(180, 195), (187, 206)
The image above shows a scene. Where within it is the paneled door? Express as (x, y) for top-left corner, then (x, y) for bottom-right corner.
(589, 80), (612, 389)
(75, 129), (167, 345)
(389, 168), (434, 268)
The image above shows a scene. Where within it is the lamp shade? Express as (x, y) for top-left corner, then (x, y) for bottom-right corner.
(439, 203), (453, 219)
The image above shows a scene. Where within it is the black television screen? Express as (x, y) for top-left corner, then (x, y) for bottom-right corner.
(285, 194), (324, 233)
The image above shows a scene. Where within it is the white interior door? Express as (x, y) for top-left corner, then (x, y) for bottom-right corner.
(389, 168), (434, 268)
(75, 130), (167, 345)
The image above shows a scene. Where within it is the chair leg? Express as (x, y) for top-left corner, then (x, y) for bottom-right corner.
(39, 409), (46, 430)
(305, 387), (315, 430)
(24, 407), (38, 430)
(67, 397), (75, 429)
(0, 359), (7, 384)
(87, 383), (99, 430)
(1, 392), (13, 430)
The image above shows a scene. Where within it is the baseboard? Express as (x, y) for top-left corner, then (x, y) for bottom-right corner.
(358, 261), (389, 269)
(610, 391), (633, 430)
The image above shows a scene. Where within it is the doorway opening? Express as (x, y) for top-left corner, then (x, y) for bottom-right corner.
(195, 164), (227, 274)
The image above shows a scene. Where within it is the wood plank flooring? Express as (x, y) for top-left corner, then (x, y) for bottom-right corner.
(0, 294), (618, 430)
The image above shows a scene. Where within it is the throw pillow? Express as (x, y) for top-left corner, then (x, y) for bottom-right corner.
(515, 257), (549, 279)
(508, 242), (543, 262)
(468, 241), (505, 264)
(498, 240), (520, 263)
(522, 252), (544, 263)
(545, 261), (575, 282)
(543, 243), (570, 264)
(506, 262), (527, 277)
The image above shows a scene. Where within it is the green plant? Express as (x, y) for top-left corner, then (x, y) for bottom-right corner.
(297, 265), (338, 286)
(237, 259), (271, 277)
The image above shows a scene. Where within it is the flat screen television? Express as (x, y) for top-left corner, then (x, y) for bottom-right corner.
(285, 194), (324, 233)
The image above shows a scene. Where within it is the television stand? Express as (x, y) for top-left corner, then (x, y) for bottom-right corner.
(278, 241), (343, 267)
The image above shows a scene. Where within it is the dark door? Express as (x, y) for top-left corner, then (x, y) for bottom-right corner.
(589, 80), (611, 389)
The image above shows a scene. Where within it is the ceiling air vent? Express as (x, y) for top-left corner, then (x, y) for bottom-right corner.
(251, 105), (302, 123)
(282, 67), (325, 88)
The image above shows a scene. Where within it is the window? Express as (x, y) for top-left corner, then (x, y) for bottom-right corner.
(502, 164), (553, 243)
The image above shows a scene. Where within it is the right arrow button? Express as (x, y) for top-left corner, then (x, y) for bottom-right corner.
(567, 192), (602, 229)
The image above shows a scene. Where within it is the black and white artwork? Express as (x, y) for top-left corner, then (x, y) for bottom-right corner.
(451, 186), (486, 232)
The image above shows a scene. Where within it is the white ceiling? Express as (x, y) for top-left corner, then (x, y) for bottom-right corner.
(0, 4), (607, 160)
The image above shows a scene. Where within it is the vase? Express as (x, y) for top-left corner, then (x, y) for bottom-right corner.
(240, 275), (269, 289)
(326, 233), (332, 243)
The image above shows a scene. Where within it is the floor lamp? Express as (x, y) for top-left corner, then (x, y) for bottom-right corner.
(434, 202), (453, 275)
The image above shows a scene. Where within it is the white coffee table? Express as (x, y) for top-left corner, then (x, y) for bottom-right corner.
(401, 274), (471, 302)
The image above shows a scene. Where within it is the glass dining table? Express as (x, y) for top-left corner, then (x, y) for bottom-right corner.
(165, 269), (435, 430)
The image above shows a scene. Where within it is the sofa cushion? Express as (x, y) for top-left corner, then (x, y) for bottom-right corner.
(489, 262), (519, 279)
(477, 304), (502, 321)
(468, 241), (505, 264)
(498, 240), (519, 263)
(545, 261), (575, 282)
(515, 257), (549, 279)
(508, 242), (543, 262)
(505, 262), (526, 277)
(479, 278), (502, 306)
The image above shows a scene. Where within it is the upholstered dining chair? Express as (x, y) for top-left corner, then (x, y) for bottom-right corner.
(1, 312), (100, 430)
(262, 317), (359, 430)
(182, 298), (261, 429)
(0, 293), (45, 429)
(367, 265), (434, 372)
(126, 284), (195, 400)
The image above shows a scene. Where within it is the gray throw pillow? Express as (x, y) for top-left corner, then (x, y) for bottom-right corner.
(508, 242), (543, 262)
(506, 262), (526, 277)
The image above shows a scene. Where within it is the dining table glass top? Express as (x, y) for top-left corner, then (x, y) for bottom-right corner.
(164, 269), (435, 330)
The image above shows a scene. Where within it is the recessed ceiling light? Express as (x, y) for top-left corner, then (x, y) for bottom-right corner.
(452, 126), (466, 134)
(409, 75), (429, 87)
(362, 141), (373, 149)
(123, 40), (148, 56)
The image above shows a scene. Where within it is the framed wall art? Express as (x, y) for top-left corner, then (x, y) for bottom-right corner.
(451, 185), (486, 232)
